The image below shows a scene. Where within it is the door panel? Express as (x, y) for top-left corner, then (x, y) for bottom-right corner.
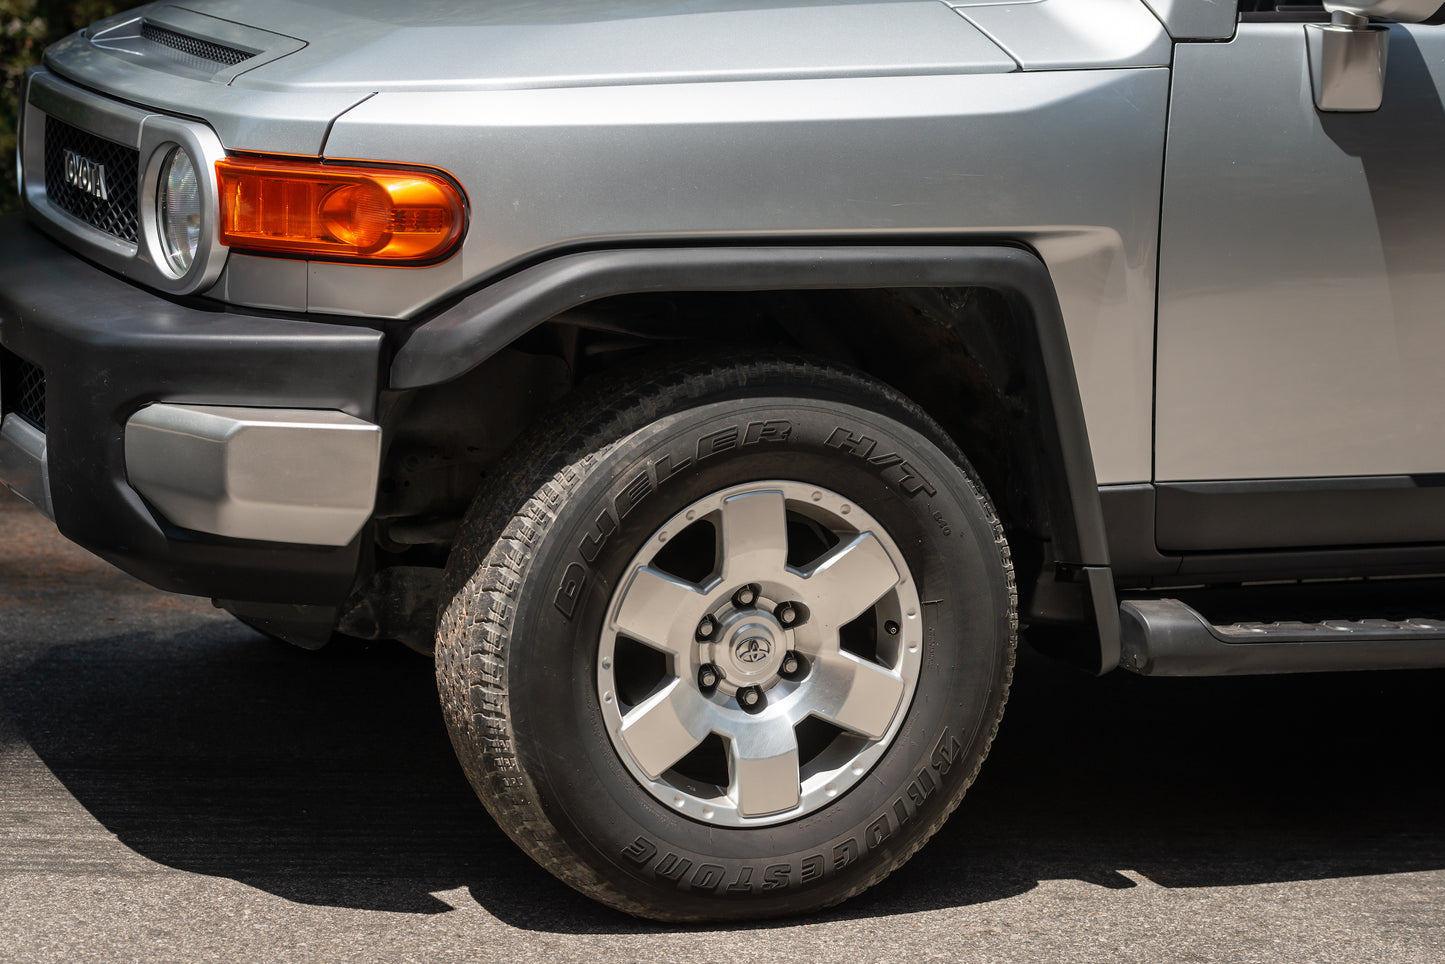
(1156, 24), (1445, 482)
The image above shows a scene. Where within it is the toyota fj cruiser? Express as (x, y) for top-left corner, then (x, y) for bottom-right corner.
(3, 0), (1444, 921)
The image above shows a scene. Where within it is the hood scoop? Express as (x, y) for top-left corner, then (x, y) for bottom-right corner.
(87, 4), (303, 82)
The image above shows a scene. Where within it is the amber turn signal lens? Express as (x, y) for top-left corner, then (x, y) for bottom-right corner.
(216, 157), (466, 264)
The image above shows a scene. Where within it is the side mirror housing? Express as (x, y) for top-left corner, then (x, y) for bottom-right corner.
(1307, 17), (1390, 112)
(1309, 1), (1442, 114)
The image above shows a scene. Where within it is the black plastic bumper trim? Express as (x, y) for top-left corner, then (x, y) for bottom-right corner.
(0, 215), (384, 604)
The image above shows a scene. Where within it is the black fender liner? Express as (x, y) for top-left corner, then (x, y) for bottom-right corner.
(390, 244), (1120, 670)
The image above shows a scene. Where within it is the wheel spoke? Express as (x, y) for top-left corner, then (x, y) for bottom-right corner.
(813, 652), (906, 741)
(801, 532), (900, 629)
(718, 489), (790, 582)
(728, 720), (802, 817)
(612, 566), (709, 657)
(619, 681), (712, 780)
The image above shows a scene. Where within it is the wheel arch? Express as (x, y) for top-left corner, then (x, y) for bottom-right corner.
(390, 244), (1120, 672)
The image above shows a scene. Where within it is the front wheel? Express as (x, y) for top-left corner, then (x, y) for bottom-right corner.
(436, 355), (1016, 921)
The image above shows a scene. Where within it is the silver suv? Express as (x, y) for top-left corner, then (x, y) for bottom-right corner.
(3, 0), (1444, 921)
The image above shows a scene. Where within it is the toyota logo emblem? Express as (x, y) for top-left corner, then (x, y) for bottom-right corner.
(735, 637), (772, 664)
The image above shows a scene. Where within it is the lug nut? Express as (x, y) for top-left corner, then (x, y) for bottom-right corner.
(738, 686), (763, 709)
(699, 664), (720, 689)
(696, 615), (718, 640)
(781, 652), (802, 677)
(733, 585), (758, 607)
(776, 602), (801, 627)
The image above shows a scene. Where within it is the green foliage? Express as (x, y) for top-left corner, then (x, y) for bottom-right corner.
(1, 1), (145, 213)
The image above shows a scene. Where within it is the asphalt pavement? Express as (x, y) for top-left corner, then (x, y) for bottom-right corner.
(1, 490), (1442, 963)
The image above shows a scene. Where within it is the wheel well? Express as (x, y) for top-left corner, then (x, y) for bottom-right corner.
(534, 286), (1050, 533)
(372, 285), (1086, 642)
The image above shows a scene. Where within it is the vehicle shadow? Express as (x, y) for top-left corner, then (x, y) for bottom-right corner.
(1, 625), (1442, 931)
(1319, 28), (1445, 330)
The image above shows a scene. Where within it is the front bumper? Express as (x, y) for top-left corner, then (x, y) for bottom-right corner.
(0, 216), (384, 605)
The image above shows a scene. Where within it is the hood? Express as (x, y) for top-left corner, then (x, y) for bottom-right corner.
(162, 0), (1015, 92)
(43, 0), (1015, 153)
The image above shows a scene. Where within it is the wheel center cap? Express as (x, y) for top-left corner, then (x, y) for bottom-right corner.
(717, 616), (785, 683)
(734, 636), (773, 664)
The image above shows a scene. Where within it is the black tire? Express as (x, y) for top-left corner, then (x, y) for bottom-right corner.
(436, 354), (1016, 921)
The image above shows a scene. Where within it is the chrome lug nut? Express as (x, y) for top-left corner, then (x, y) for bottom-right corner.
(699, 664), (720, 690)
(696, 615), (718, 640)
(780, 652), (802, 677)
(738, 686), (763, 710)
(733, 584), (758, 607)
(775, 602), (803, 627)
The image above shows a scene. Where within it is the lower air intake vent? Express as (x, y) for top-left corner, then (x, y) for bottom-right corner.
(141, 22), (253, 68)
(1, 348), (46, 432)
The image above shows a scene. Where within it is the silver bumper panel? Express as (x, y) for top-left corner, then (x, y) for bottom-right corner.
(0, 414), (53, 519)
(124, 404), (381, 547)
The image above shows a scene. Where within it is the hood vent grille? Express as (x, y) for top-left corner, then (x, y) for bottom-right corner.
(140, 22), (253, 68)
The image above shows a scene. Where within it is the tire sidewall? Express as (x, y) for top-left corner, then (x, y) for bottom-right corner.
(492, 390), (1013, 916)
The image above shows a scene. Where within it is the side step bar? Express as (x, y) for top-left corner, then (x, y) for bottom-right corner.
(1119, 598), (1445, 676)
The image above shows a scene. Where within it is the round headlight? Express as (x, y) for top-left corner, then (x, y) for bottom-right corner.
(157, 146), (201, 275)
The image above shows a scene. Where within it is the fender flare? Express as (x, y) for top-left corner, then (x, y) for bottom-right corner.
(390, 244), (1120, 669)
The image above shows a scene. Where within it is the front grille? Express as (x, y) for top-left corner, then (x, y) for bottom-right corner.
(0, 349), (46, 432)
(43, 118), (139, 243)
(141, 22), (253, 68)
